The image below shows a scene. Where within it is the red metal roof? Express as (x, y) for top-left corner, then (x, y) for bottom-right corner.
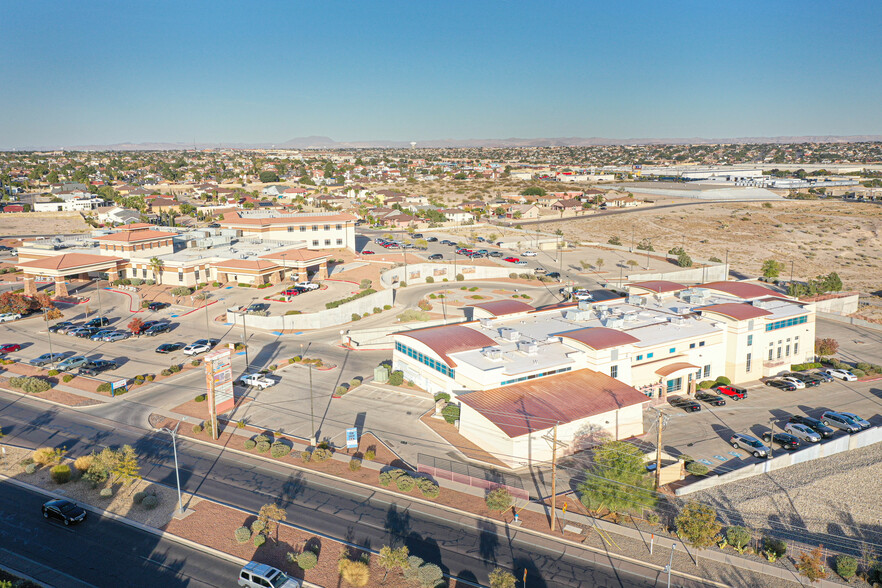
(699, 281), (784, 299)
(94, 229), (176, 243)
(258, 248), (329, 263)
(458, 369), (649, 438)
(17, 253), (123, 271)
(468, 300), (534, 317)
(397, 324), (495, 368)
(627, 280), (686, 294)
(698, 302), (773, 321)
(555, 327), (640, 350)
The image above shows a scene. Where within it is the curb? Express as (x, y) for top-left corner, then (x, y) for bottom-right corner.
(0, 384), (102, 408)
(0, 562), (50, 588)
(179, 433), (730, 588)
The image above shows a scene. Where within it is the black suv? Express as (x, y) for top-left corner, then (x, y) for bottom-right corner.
(85, 317), (109, 328)
(762, 432), (800, 450)
(78, 359), (118, 376)
(787, 415), (835, 438)
(144, 322), (172, 336)
(695, 391), (727, 406)
(148, 302), (170, 311)
(669, 396), (701, 412)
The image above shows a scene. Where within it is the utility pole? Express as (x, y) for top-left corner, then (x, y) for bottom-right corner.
(790, 260), (794, 284)
(725, 250), (729, 280)
(655, 410), (664, 489)
(43, 308), (56, 369)
(768, 417), (775, 459)
(542, 423), (566, 532)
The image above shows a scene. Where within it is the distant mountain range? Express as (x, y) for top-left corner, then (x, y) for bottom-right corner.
(26, 134), (882, 151)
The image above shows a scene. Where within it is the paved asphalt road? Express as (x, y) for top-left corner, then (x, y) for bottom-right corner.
(0, 483), (240, 588)
(0, 392), (708, 588)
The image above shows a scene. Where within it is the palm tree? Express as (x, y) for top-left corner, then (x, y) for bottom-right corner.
(149, 257), (164, 285)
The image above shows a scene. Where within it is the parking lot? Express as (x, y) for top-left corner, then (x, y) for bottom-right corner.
(654, 375), (882, 471)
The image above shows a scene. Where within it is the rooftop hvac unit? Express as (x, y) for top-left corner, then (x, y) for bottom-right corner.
(578, 300), (592, 311)
(517, 341), (539, 355)
(602, 316), (624, 328)
(752, 299), (768, 308)
(481, 347), (503, 360)
(669, 316), (687, 326)
(564, 309), (593, 321)
(479, 318), (493, 329)
(499, 328), (520, 342)
(624, 312), (640, 322)
(627, 295), (647, 306)
(596, 304), (608, 313)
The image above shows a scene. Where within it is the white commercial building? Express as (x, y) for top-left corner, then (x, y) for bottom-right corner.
(392, 280), (815, 467)
(219, 210), (357, 250)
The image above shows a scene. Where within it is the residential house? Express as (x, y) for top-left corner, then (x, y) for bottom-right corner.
(506, 204), (541, 220)
(441, 209), (474, 223)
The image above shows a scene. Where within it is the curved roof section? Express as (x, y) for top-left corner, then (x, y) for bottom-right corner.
(468, 300), (534, 317)
(94, 229), (177, 243)
(698, 303), (773, 321)
(397, 324), (495, 368)
(699, 281), (783, 299)
(458, 369), (649, 438)
(627, 280), (686, 294)
(655, 362), (700, 377)
(259, 248), (329, 263)
(554, 327), (640, 350)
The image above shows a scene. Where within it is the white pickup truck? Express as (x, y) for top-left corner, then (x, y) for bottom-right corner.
(237, 373), (276, 390)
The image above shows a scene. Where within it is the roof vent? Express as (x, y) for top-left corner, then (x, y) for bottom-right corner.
(624, 312), (640, 322)
(564, 309), (593, 321)
(669, 316), (687, 326)
(596, 304), (608, 313)
(627, 295), (647, 306)
(479, 318), (493, 329)
(752, 299), (768, 308)
(481, 347), (503, 361)
(578, 300), (592, 311)
(603, 316), (624, 328)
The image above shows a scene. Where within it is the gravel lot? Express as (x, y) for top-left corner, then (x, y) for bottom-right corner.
(694, 440), (882, 557)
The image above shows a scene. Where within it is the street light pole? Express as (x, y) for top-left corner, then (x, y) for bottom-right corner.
(665, 543), (677, 588)
(240, 311), (249, 370)
(159, 423), (184, 515)
(43, 308), (56, 369)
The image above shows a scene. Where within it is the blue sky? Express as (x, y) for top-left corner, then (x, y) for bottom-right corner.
(2, 1), (881, 147)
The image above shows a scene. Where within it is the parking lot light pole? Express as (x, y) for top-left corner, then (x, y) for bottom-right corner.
(239, 311), (249, 370)
(43, 308), (56, 369)
(159, 423), (184, 515)
(665, 543), (677, 588)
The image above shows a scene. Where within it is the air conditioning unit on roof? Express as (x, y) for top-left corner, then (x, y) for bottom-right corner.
(482, 347), (503, 360)
(499, 328), (520, 342)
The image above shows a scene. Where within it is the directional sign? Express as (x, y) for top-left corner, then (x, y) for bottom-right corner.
(111, 379), (127, 390)
(345, 427), (358, 449)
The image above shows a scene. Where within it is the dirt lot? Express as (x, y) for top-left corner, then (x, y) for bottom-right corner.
(0, 211), (91, 236)
(550, 200), (882, 292)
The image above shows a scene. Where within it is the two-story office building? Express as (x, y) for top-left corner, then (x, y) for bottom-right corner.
(391, 280), (815, 467)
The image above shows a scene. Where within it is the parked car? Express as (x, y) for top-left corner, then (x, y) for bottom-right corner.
(573, 290), (594, 301)
(30, 353), (61, 367)
(143, 322), (172, 336)
(412, 233), (424, 239)
(761, 432), (800, 450)
(147, 302), (170, 311)
(546, 272), (561, 280)
(784, 372), (822, 387)
(238, 561), (300, 588)
(57, 356), (88, 371)
(281, 289), (301, 297)
(48, 321), (74, 333)
(787, 415), (835, 438)
(783, 423), (822, 443)
(237, 373), (276, 390)
(103, 331), (130, 342)
(42, 499), (86, 526)
(522, 251), (537, 257)
(669, 396), (701, 412)
(361, 250), (374, 255)
(838, 412), (871, 430)
(489, 251), (503, 258)
(247, 303), (270, 313)
(84, 317), (110, 328)
(156, 342), (185, 354)
(533, 267), (547, 275)
(503, 257), (520, 263)
(194, 338), (219, 348)
(695, 391), (727, 406)
(428, 253), (443, 260)
(811, 370), (834, 383)
(729, 433), (770, 458)
(778, 376), (805, 389)
(78, 359), (117, 376)
(820, 411), (863, 433)
(713, 384), (748, 399)
(427, 237), (438, 242)
(0, 313), (21, 323)
(183, 343), (211, 356)
(295, 282), (319, 291)
(0, 343), (21, 354)
(824, 368), (857, 381)
(765, 379), (798, 391)
(90, 329), (116, 341)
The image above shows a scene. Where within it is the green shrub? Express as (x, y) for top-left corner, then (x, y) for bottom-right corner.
(396, 475), (415, 492)
(23, 377), (52, 394)
(24, 463), (37, 474)
(238, 283), (251, 288)
(325, 288), (377, 309)
(300, 450), (312, 462)
(469, 286), (478, 292)
(349, 459), (362, 472)
(133, 491), (147, 504)
(100, 488), (113, 498)
(399, 281), (407, 288)
(212, 281), (221, 287)
(234, 526), (251, 543)
(61, 373), (74, 383)
(253, 533), (266, 547)
(365, 449), (376, 461)
(129, 278), (143, 286)
(295, 550), (318, 570)
(509, 272), (518, 278)
(168, 364), (182, 373)
(142, 495), (159, 509)
(271, 442), (291, 458)
(50, 464), (71, 484)
(485, 487), (512, 511)
(425, 276), (434, 283)
(763, 537), (787, 560)
(714, 376), (731, 386)
(194, 394), (206, 402)
(434, 392), (451, 403)
(171, 286), (192, 296)
(251, 519), (265, 534)
(351, 313), (361, 321)
(97, 382), (112, 393)
(191, 359), (201, 367)
(237, 419), (246, 429)
(256, 441), (271, 453)
(244, 439), (256, 450)
(379, 471), (393, 486)
(416, 477), (440, 498)
(160, 369), (172, 376)
(388, 370), (404, 386)
(373, 307), (382, 314)
(852, 368), (866, 378)
(312, 447), (332, 461)
(47, 369), (60, 376)
(418, 563), (443, 588)
(686, 462), (709, 476)
(697, 380), (715, 390)
(456, 273), (464, 281)
(383, 304), (392, 310)
(145, 279), (155, 285)
(835, 554), (858, 580)
(441, 403), (460, 424)
(350, 377), (363, 389)
(192, 424), (204, 433)
(255, 434), (270, 444)
(726, 526), (752, 551)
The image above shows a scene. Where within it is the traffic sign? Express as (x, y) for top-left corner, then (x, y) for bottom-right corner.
(345, 427), (358, 449)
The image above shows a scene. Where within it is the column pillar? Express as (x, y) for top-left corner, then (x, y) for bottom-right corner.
(23, 275), (37, 296)
(54, 277), (69, 298)
(297, 267), (308, 282)
(316, 261), (328, 280)
(217, 272), (228, 284)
